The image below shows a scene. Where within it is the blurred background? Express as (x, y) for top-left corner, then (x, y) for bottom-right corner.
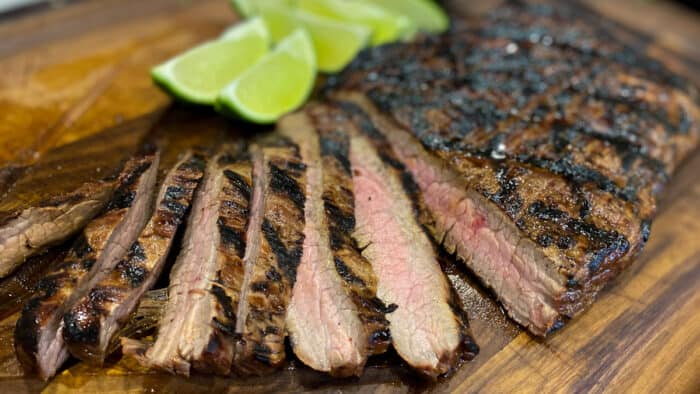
(1, 0), (699, 18)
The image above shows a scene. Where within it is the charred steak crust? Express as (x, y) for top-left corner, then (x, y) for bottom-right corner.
(233, 136), (306, 375)
(15, 153), (158, 379)
(325, 2), (700, 335)
(62, 152), (206, 364)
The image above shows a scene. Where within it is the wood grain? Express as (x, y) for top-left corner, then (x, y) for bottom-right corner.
(0, 0), (234, 166)
(0, 0), (698, 393)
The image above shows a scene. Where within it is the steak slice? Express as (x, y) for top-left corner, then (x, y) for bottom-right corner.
(326, 1), (700, 336)
(14, 152), (159, 380)
(121, 146), (248, 376)
(0, 116), (155, 278)
(280, 110), (391, 377)
(339, 112), (477, 378)
(232, 135), (306, 376)
(0, 243), (70, 321)
(62, 151), (206, 365)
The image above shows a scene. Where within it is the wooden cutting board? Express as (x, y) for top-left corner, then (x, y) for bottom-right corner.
(0, 0), (698, 392)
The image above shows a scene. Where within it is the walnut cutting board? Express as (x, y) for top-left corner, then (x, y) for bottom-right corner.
(0, 0), (698, 393)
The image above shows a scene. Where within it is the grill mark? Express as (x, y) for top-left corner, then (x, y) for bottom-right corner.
(106, 160), (152, 211)
(265, 267), (281, 282)
(210, 283), (237, 335)
(224, 169), (252, 200)
(333, 257), (366, 286)
(323, 198), (355, 250)
(268, 164), (305, 212)
(261, 219), (301, 283)
(72, 234), (93, 258)
(515, 155), (633, 201)
(319, 131), (351, 174)
(128, 241), (146, 262)
(164, 185), (185, 200)
(338, 101), (387, 142)
(218, 219), (245, 257)
(162, 200), (187, 218)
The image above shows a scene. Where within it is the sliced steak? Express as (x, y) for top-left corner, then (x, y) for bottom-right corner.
(0, 116), (155, 277)
(232, 136), (306, 376)
(62, 151), (206, 365)
(14, 152), (159, 379)
(280, 110), (391, 377)
(324, 3), (700, 336)
(0, 243), (70, 321)
(121, 146), (248, 376)
(339, 114), (477, 378)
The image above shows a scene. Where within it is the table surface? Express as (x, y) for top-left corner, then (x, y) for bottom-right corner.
(0, 1), (698, 393)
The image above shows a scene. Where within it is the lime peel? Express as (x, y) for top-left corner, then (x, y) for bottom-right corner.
(217, 29), (316, 124)
(151, 17), (270, 105)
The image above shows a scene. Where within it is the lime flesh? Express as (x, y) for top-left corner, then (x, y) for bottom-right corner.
(362, 0), (449, 34)
(152, 18), (270, 105)
(297, 0), (411, 46)
(217, 29), (316, 124)
(294, 10), (370, 72)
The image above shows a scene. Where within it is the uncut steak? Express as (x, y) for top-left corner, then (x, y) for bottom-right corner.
(15, 152), (159, 379)
(327, 1), (700, 336)
(63, 151), (205, 365)
(281, 110), (392, 377)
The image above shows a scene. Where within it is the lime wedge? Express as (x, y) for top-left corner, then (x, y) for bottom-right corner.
(297, 0), (411, 46)
(252, 2), (371, 73)
(231, 0), (370, 72)
(362, 0), (449, 35)
(152, 18), (270, 105)
(294, 11), (370, 72)
(217, 29), (316, 124)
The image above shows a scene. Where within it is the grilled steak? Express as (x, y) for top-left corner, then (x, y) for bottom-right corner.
(232, 135), (306, 375)
(325, 108), (477, 378)
(326, 2), (700, 336)
(280, 110), (391, 377)
(0, 116), (155, 278)
(14, 152), (159, 379)
(0, 243), (70, 321)
(121, 146), (247, 376)
(62, 151), (206, 365)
